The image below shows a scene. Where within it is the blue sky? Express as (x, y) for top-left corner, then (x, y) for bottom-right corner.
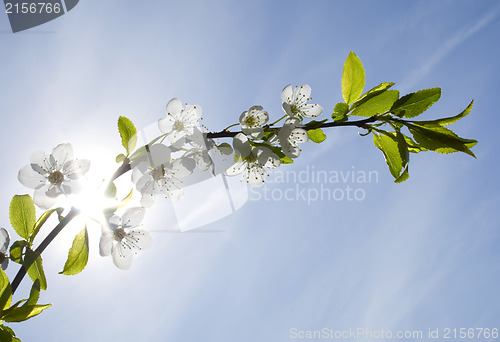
(1, 0), (500, 341)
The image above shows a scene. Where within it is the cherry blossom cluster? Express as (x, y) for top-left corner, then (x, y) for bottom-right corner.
(15, 84), (321, 269)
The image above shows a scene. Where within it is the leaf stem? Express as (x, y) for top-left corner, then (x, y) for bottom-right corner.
(222, 123), (239, 131)
(269, 114), (288, 126)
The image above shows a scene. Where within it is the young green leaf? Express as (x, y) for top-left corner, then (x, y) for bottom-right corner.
(280, 155), (294, 164)
(30, 208), (58, 244)
(9, 240), (28, 264)
(116, 153), (126, 163)
(391, 87), (441, 118)
(118, 116), (138, 156)
(385, 132), (427, 153)
(342, 51), (365, 105)
(0, 268), (12, 312)
(373, 132), (409, 182)
(395, 164), (410, 183)
(332, 102), (349, 122)
(349, 82), (395, 109)
(24, 248), (47, 291)
(2, 304), (51, 323)
(9, 195), (36, 240)
(350, 90), (399, 117)
(304, 119), (328, 130)
(308, 128), (327, 143)
(407, 123), (477, 157)
(25, 280), (40, 307)
(60, 227), (89, 276)
(413, 100), (474, 126)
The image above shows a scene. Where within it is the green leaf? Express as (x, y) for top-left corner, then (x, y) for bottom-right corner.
(0, 268), (12, 312)
(280, 155), (294, 164)
(0, 324), (20, 342)
(104, 182), (117, 198)
(332, 102), (349, 122)
(307, 128), (327, 143)
(24, 248), (47, 291)
(25, 280), (40, 307)
(30, 208), (58, 244)
(9, 240), (28, 264)
(2, 304), (51, 323)
(413, 100), (474, 126)
(350, 82), (395, 109)
(118, 116), (138, 155)
(407, 123), (477, 157)
(391, 87), (441, 118)
(373, 132), (408, 181)
(116, 153), (126, 163)
(395, 165), (410, 183)
(60, 227), (89, 276)
(304, 119), (328, 129)
(9, 195), (36, 240)
(342, 51), (365, 105)
(394, 130), (410, 183)
(350, 90), (399, 117)
(385, 132), (427, 153)
(262, 131), (276, 142)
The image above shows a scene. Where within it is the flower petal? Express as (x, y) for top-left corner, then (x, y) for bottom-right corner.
(290, 128), (308, 143)
(168, 130), (186, 144)
(232, 133), (251, 158)
(158, 116), (175, 134)
(127, 229), (154, 251)
(109, 215), (121, 226)
(248, 166), (266, 187)
(0, 228), (10, 254)
(181, 104), (202, 125)
(33, 187), (58, 209)
(165, 98), (183, 116)
(301, 104), (323, 118)
(51, 143), (74, 169)
(99, 230), (114, 256)
(64, 159), (90, 178)
(121, 207), (146, 229)
(18, 165), (47, 189)
(294, 84), (312, 104)
(30, 151), (49, 171)
(225, 160), (247, 176)
(112, 243), (133, 270)
(148, 144), (171, 167)
(281, 84), (293, 104)
(282, 103), (294, 117)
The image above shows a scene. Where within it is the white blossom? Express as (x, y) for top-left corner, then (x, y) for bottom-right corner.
(18, 143), (90, 209)
(278, 117), (308, 158)
(132, 144), (195, 206)
(225, 133), (280, 186)
(99, 207), (153, 270)
(184, 127), (215, 174)
(281, 84), (323, 119)
(0, 228), (10, 270)
(239, 105), (269, 139)
(158, 98), (202, 146)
